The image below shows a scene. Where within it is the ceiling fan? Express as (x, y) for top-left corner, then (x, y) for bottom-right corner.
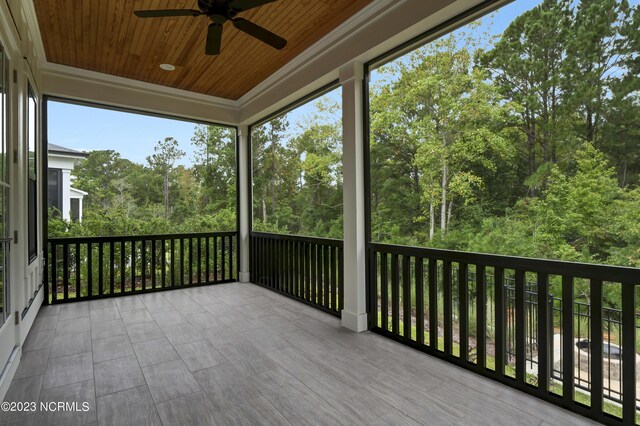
(133, 0), (287, 55)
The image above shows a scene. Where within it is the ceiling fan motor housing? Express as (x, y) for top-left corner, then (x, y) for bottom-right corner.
(198, 0), (238, 20)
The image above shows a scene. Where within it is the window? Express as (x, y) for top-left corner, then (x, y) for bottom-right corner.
(251, 86), (343, 238)
(70, 198), (79, 222)
(27, 84), (37, 262)
(47, 168), (62, 214)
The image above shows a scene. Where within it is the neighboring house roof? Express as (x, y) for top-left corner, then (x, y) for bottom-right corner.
(70, 187), (88, 197)
(48, 143), (89, 158)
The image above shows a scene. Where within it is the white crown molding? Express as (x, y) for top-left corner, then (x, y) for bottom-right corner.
(41, 62), (238, 109)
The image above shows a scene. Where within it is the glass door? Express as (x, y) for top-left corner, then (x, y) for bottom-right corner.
(0, 37), (14, 377)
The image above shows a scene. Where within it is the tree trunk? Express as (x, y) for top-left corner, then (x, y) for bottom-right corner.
(164, 170), (170, 219)
(440, 162), (448, 235)
(262, 198), (267, 223)
(429, 202), (435, 241)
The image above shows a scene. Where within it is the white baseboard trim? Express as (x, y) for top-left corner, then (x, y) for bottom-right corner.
(341, 310), (368, 332)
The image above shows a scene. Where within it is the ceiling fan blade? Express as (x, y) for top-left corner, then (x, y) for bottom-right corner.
(232, 18), (287, 50)
(134, 9), (202, 18)
(230, 0), (277, 12)
(206, 23), (223, 55)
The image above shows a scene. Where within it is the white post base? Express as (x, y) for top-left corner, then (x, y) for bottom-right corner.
(238, 271), (250, 283)
(341, 310), (368, 332)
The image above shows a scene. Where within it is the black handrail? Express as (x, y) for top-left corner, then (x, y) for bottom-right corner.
(251, 231), (343, 247)
(369, 241), (639, 425)
(250, 231), (344, 316)
(48, 231), (237, 304)
(370, 242), (640, 283)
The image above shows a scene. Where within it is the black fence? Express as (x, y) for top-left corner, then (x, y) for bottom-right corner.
(502, 283), (635, 407)
(370, 242), (640, 425)
(47, 231), (237, 304)
(250, 231), (344, 316)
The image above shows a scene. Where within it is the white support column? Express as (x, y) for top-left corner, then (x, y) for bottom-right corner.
(238, 125), (251, 283)
(340, 62), (368, 332)
(61, 169), (71, 221)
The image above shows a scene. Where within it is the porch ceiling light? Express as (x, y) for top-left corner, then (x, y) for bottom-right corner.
(159, 63), (176, 71)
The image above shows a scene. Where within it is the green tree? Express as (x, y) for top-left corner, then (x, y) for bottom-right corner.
(480, 0), (572, 194)
(146, 137), (185, 219)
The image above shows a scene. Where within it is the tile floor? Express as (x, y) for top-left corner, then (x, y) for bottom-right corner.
(1, 282), (595, 425)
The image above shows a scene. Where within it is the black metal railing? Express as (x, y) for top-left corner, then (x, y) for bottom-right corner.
(369, 242), (640, 425)
(250, 231), (344, 316)
(47, 231), (237, 304)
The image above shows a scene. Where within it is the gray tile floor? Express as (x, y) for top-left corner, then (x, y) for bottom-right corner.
(1, 282), (595, 426)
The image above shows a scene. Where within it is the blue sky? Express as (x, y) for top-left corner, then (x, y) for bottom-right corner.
(49, 0), (634, 165)
(48, 102), (202, 166)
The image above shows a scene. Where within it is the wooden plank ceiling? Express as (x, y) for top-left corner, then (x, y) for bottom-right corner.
(34, 0), (373, 100)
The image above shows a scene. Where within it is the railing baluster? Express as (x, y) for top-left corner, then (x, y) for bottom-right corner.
(142, 239), (147, 290)
(121, 241), (126, 293)
(331, 246), (337, 311)
(213, 236), (218, 283)
(161, 239), (166, 288)
(277, 238), (282, 290)
(391, 253), (400, 335)
(131, 240), (136, 291)
(180, 238), (185, 286)
(428, 258), (437, 349)
(380, 252), (388, 331)
(311, 244), (317, 303)
(304, 242), (310, 300)
(51, 242), (57, 303)
(459, 262), (469, 362)
(205, 237), (210, 283)
(110, 241), (115, 295)
(87, 243), (92, 298)
(494, 267), (505, 375)
(590, 278), (602, 415)
(622, 282), (636, 424)
(98, 243), (103, 297)
(515, 269), (526, 384)
(315, 243), (320, 301)
(75, 243), (80, 299)
(229, 236), (234, 280)
(151, 239), (157, 289)
(324, 245), (330, 308)
(561, 275), (574, 403)
(294, 241), (300, 297)
(443, 260), (452, 355)
(338, 246), (344, 311)
(415, 257), (424, 345)
(188, 238), (193, 285)
(221, 236), (226, 282)
(197, 237), (201, 285)
(170, 239), (175, 287)
(289, 239), (293, 295)
(476, 265), (486, 370)
(63, 243), (69, 301)
(402, 254), (411, 340)
(537, 272), (549, 393)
